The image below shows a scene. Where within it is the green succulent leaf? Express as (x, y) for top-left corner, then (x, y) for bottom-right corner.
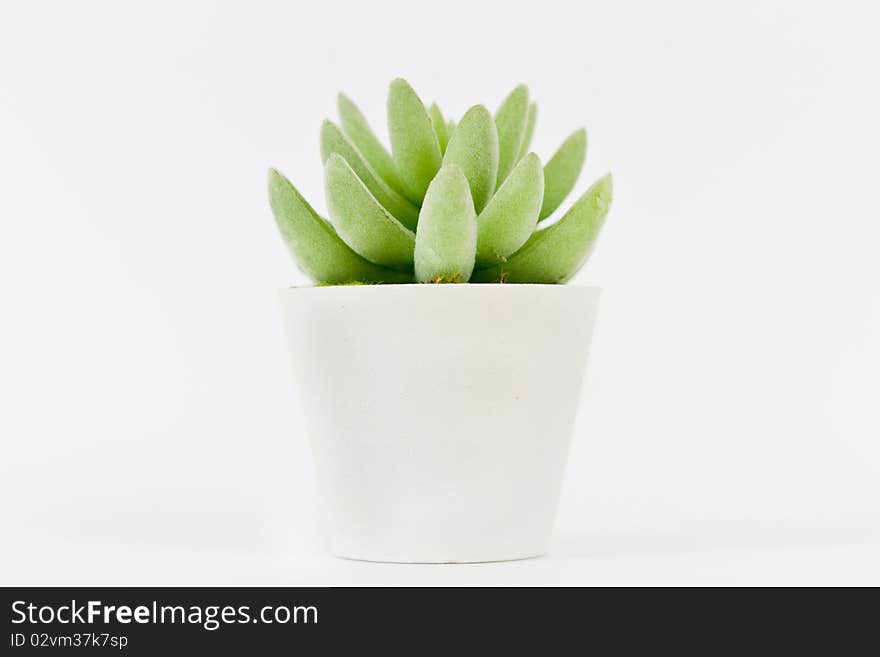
(414, 166), (477, 283)
(517, 102), (538, 161)
(320, 120), (420, 229)
(472, 173), (612, 283)
(325, 154), (416, 270)
(494, 84), (530, 186)
(337, 93), (411, 201)
(428, 102), (449, 154)
(441, 105), (498, 214)
(475, 153), (544, 267)
(268, 168), (412, 284)
(540, 128), (587, 221)
(270, 80), (613, 286)
(387, 78), (443, 202)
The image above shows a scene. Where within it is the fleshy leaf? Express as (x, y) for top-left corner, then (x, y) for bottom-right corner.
(472, 174), (612, 283)
(268, 169), (412, 284)
(320, 120), (419, 229)
(540, 128), (587, 221)
(414, 166), (477, 283)
(475, 153), (543, 267)
(387, 78), (442, 202)
(337, 93), (411, 201)
(517, 102), (538, 161)
(447, 118), (456, 143)
(428, 103), (449, 154)
(494, 84), (529, 186)
(441, 105), (498, 214)
(324, 154), (415, 270)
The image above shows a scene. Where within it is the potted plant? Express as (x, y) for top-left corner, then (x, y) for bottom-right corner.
(270, 79), (612, 563)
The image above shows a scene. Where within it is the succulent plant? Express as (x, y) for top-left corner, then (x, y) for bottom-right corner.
(268, 78), (612, 284)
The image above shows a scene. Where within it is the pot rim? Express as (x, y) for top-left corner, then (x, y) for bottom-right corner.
(279, 283), (601, 295)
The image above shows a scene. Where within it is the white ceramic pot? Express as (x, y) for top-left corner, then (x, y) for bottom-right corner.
(279, 284), (600, 563)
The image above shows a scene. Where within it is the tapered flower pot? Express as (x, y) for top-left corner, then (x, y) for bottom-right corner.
(279, 284), (600, 563)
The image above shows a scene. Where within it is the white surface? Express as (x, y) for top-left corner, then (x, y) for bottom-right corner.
(281, 285), (598, 562)
(2, 0), (879, 585)
(5, 527), (880, 586)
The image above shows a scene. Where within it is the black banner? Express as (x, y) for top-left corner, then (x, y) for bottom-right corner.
(1, 587), (871, 653)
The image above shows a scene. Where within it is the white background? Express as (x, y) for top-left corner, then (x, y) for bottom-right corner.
(2, 0), (879, 585)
